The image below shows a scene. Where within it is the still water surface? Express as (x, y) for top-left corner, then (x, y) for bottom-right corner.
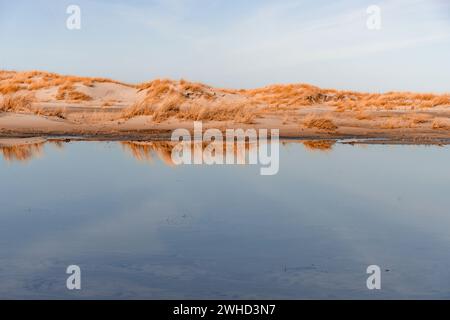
(0, 140), (449, 299)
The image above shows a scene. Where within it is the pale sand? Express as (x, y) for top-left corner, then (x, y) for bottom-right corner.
(1, 112), (449, 145)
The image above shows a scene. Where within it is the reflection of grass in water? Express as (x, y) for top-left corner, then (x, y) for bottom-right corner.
(49, 140), (65, 149)
(121, 141), (175, 166)
(302, 140), (335, 152)
(121, 140), (262, 166)
(0, 140), (68, 163)
(0, 143), (45, 163)
(1, 140), (269, 166)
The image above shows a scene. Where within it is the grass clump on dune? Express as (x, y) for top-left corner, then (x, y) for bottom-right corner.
(432, 118), (450, 130)
(0, 93), (66, 119)
(303, 114), (338, 131)
(179, 102), (255, 123)
(0, 93), (34, 112)
(122, 78), (255, 124)
(0, 70), (134, 95)
(122, 98), (255, 124)
(56, 84), (93, 102)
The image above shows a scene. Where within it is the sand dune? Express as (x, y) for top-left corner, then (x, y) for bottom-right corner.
(1, 70), (450, 143)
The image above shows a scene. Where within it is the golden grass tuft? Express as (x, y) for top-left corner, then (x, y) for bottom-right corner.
(67, 90), (92, 101)
(0, 70), (134, 97)
(409, 113), (431, 125)
(151, 97), (183, 122)
(0, 83), (22, 94)
(179, 102), (255, 123)
(355, 111), (373, 120)
(0, 93), (66, 119)
(0, 93), (34, 112)
(121, 101), (155, 118)
(179, 80), (216, 100)
(432, 118), (450, 130)
(33, 107), (67, 119)
(122, 85), (256, 124)
(380, 118), (404, 129)
(56, 84), (92, 101)
(66, 110), (122, 123)
(431, 95), (450, 107)
(303, 114), (338, 131)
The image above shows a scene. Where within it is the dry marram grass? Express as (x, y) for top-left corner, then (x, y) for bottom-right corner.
(432, 118), (450, 130)
(303, 114), (338, 131)
(1, 93), (66, 119)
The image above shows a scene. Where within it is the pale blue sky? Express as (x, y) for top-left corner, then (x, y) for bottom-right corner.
(0, 0), (449, 92)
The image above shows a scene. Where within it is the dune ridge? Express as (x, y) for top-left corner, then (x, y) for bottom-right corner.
(1, 70), (450, 143)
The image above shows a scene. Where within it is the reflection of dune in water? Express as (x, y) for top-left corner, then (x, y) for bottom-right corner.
(0, 143), (45, 163)
(49, 140), (65, 150)
(302, 140), (336, 152)
(121, 141), (175, 166)
(0, 139), (67, 163)
(121, 141), (263, 166)
(1, 139), (338, 165)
